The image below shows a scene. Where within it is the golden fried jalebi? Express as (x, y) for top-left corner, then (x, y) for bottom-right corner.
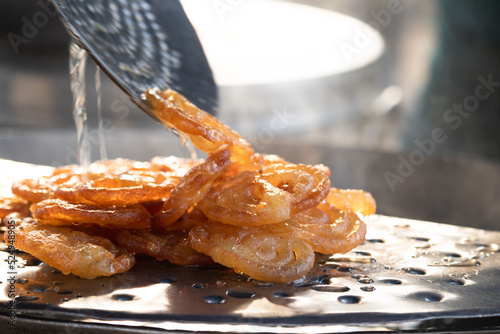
(326, 188), (376, 216)
(31, 199), (151, 229)
(198, 163), (330, 226)
(152, 149), (231, 231)
(13, 159), (184, 206)
(71, 170), (180, 206)
(0, 87), (378, 283)
(199, 171), (290, 226)
(57, 159), (182, 206)
(189, 221), (315, 283)
(145, 88), (261, 171)
(141, 200), (167, 216)
(2, 212), (29, 228)
(115, 229), (214, 266)
(151, 206), (208, 232)
(259, 153), (331, 177)
(6, 222), (136, 279)
(178, 206), (209, 229)
(150, 156), (198, 175)
(0, 196), (30, 219)
(286, 202), (366, 254)
(11, 165), (77, 202)
(260, 163), (331, 215)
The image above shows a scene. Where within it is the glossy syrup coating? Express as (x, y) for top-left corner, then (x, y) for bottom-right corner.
(146, 88), (262, 172)
(31, 199), (151, 229)
(326, 188), (377, 216)
(286, 202), (367, 254)
(115, 229), (214, 266)
(189, 221), (315, 283)
(6, 222), (136, 279)
(151, 149), (230, 231)
(198, 163), (330, 226)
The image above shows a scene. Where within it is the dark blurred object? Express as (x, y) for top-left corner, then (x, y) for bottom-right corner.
(408, 0), (500, 161)
(0, 0), (69, 52)
(0, 0), (73, 129)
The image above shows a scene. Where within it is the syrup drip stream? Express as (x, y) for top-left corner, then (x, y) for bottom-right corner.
(69, 42), (198, 170)
(69, 42), (109, 172)
(95, 66), (108, 161)
(69, 43), (91, 170)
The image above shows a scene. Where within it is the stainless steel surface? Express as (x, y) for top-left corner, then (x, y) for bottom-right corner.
(51, 0), (217, 116)
(1, 214), (500, 333)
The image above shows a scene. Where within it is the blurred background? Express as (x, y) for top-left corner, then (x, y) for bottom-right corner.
(1, 0), (499, 230)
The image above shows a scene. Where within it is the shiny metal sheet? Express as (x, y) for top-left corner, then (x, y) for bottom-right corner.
(1, 215), (500, 333)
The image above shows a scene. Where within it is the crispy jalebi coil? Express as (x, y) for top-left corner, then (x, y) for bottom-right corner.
(0, 196), (30, 218)
(199, 171), (289, 226)
(259, 154), (331, 177)
(260, 163), (331, 214)
(286, 202), (367, 254)
(312, 164), (331, 178)
(260, 154), (288, 166)
(12, 159), (183, 206)
(54, 168), (132, 205)
(199, 163), (330, 226)
(31, 199), (151, 229)
(326, 188), (376, 216)
(181, 206), (209, 228)
(189, 221), (314, 283)
(115, 229), (214, 266)
(150, 156), (199, 175)
(2, 212), (31, 227)
(11, 165), (77, 202)
(71, 170), (180, 206)
(145, 88), (261, 171)
(152, 149), (231, 231)
(152, 206), (208, 232)
(141, 200), (166, 216)
(6, 222), (136, 279)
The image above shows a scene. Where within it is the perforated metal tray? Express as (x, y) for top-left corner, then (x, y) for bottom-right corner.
(1, 215), (500, 333)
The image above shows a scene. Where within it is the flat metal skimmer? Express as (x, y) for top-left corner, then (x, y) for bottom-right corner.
(1, 215), (500, 333)
(50, 0), (217, 116)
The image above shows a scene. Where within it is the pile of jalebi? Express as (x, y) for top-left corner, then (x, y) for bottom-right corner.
(1, 88), (375, 282)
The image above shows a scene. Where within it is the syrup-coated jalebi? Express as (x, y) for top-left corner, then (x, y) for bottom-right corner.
(286, 202), (366, 254)
(150, 156), (199, 175)
(189, 221), (315, 283)
(1, 88), (377, 282)
(151, 149), (231, 231)
(145, 88), (261, 171)
(12, 165), (76, 203)
(260, 153), (332, 177)
(5, 222), (136, 279)
(115, 229), (214, 266)
(71, 170), (180, 206)
(0, 196), (30, 219)
(31, 199), (151, 229)
(198, 163), (330, 226)
(13, 159), (185, 206)
(260, 163), (331, 215)
(58, 159), (183, 206)
(326, 188), (376, 216)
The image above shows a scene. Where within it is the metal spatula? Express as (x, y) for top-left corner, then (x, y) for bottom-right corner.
(50, 0), (217, 118)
